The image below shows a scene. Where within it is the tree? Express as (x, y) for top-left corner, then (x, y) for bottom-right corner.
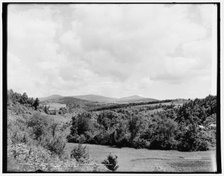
(68, 112), (92, 143)
(19, 92), (29, 104)
(33, 98), (39, 110)
(141, 115), (178, 150)
(128, 116), (143, 141)
(44, 106), (49, 114)
(97, 111), (119, 130)
(70, 143), (89, 162)
(102, 153), (119, 172)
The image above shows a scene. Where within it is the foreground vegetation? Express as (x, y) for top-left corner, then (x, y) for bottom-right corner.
(7, 90), (108, 172)
(7, 89), (217, 172)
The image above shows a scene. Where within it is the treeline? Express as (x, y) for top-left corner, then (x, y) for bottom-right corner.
(8, 89), (40, 110)
(90, 99), (173, 111)
(67, 95), (217, 151)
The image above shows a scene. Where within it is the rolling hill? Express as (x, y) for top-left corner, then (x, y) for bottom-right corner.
(117, 95), (157, 103)
(40, 96), (100, 110)
(39, 94), (63, 101)
(74, 94), (116, 103)
(41, 94), (158, 104)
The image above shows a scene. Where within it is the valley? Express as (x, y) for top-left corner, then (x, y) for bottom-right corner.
(6, 90), (217, 172)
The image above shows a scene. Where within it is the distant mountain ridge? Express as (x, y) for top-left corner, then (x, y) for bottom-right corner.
(39, 94), (63, 101)
(41, 94), (158, 104)
(74, 94), (116, 103)
(117, 95), (157, 103)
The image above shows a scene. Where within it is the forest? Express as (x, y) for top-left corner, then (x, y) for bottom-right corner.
(67, 95), (216, 151)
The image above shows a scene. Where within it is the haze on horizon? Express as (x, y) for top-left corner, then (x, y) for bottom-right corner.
(7, 4), (217, 100)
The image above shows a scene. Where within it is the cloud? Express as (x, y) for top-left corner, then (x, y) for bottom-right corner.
(64, 5), (213, 82)
(7, 4), (217, 99)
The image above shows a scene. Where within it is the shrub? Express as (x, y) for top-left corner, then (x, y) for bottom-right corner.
(41, 135), (66, 156)
(132, 137), (150, 149)
(27, 113), (48, 140)
(102, 153), (119, 172)
(70, 144), (89, 162)
(93, 130), (114, 145)
(67, 134), (79, 143)
(7, 114), (33, 145)
(7, 143), (52, 172)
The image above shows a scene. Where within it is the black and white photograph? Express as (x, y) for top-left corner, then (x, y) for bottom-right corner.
(3, 2), (221, 173)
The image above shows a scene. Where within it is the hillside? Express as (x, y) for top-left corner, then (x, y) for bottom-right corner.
(74, 94), (116, 103)
(40, 94), (187, 112)
(7, 90), (105, 172)
(117, 95), (158, 103)
(39, 94), (63, 101)
(40, 96), (101, 112)
(42, 94), (158, 104)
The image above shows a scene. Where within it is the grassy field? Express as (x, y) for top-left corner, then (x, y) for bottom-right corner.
(66, 143), (216, 172)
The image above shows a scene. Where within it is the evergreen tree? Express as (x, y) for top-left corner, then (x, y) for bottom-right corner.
(33, 98), (39, 110)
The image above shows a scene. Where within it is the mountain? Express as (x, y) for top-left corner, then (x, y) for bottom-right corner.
(117, 95), (158, 103)
(39, 94), (62, 101)
(41, 94), (158, 104)
(118, 95), (144, 101)
(40, 96), (100, 110)
(73, 94), (157, 103)
(74, 94), (116, 103)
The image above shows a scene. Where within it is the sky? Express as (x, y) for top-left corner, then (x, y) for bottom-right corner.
(7, 4), (217, 99)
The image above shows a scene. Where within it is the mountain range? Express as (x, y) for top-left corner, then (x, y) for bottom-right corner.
(40, 94), (158, 104)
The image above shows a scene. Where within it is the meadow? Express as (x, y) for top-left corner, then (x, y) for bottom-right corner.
(66, 143), (216, 172)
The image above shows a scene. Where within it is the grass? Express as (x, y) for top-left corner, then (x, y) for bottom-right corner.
(65, 143), (216, 172)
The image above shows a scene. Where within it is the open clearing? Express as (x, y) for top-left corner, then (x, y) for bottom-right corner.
(66, 143), (216, 172)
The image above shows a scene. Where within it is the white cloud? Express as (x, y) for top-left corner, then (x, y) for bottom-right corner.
(7, 4), (217, 99)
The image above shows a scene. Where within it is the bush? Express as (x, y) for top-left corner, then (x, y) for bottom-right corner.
(102, 153), (119, 172)
(7, 143), (52, 172)
(93, 130), (115, 145)
(132, 137), (150, 149)
(41, 135), (66, 156)
(67, 134), (79, 143)
(27, 113), (48, 140)
(70, 144), (89, 162)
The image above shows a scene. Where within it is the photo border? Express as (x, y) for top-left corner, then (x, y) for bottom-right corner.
(2, 2), (221, 174)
